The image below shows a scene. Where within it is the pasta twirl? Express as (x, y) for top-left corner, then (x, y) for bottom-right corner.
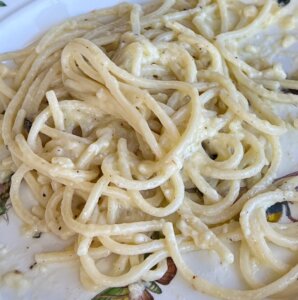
(0, 0), (298, 299)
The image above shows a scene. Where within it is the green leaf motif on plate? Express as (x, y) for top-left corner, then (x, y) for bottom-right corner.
(144, 281), (162, 294)
(91, 287), (130, 300)
(91, 258), (178, 299)
(0, 1), (6, 7)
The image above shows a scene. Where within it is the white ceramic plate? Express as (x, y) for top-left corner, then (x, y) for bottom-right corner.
(0, 1), (298, 300)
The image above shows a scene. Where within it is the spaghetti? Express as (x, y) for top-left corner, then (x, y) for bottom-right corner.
(0, 0), (298, 299)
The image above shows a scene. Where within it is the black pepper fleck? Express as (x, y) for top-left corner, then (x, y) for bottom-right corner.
(281, 88), (298, 95)
(29, 262), (37, 270)
(33, 232), (42, 239)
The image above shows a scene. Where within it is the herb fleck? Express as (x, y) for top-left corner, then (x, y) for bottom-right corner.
(0, 176), (12, 223)
(24, 118), (33, 132)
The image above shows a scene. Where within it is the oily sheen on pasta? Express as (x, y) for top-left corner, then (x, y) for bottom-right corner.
(0, 0), (298, 299)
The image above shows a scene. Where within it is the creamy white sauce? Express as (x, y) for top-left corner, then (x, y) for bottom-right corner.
(280, 15), (296, 30)
(0, 2), (297, 300)
(262, 63), (287, 80)
(21, 224), (38, 238)
(243, 5), (258, 19)
(128, 282), (145, 300)
(1, 271), (30, 293)
(281, 35), (296, 48)
(37, 264), (48, 274)
(0, 244), (8, 257)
